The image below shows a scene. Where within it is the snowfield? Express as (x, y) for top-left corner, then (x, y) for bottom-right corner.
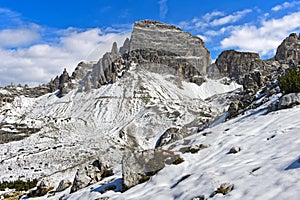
(0, 64), (241, 186)
(64, 102), (300, 200)
(0, 63), (299, 200)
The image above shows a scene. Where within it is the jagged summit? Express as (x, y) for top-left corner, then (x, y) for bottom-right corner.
(275, 32), (300, 65)
(130, 20), (211, 75)
(43, 20), (212, 96)
(134, 20), (183, 31)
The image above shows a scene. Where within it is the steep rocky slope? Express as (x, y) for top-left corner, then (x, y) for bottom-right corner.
(0, 20), (239, 193)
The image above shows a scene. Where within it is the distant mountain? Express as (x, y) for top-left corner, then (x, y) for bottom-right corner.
(0, 20), (299, 200)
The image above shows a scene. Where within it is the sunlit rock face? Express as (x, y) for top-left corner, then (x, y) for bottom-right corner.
(130, 20), (211, 75)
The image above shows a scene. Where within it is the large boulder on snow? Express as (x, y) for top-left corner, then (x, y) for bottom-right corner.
(268, 93), (300, 112)
(70, 159), (113, 193)
(122, 149), (181, 190)
(278, 93), (300, 109)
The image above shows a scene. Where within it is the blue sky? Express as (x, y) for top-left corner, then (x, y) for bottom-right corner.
(0, 0), (300, 86)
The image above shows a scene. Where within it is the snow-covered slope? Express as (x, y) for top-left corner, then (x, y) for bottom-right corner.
(63, 97), (300, 200)
(0, 63), (241, 186)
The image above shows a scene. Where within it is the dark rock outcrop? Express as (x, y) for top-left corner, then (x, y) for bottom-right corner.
(209, 183), (234, 197)
(155, 127), (182, 148)
(128, 48), (205, 84)
(275, 33), (300, 65)
(119, 38), (130, 56)
(55, 179), (72, 192)
(27, 180), (52, 197)
(215, 50), (265, 83)
(269, 93), (300, 112)
(71, 160), (113, 193)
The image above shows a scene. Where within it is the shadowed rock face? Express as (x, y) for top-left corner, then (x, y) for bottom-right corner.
(275, 33), (300, 65)
(130, 20), (211, 75)
(215, 50), (264, 83)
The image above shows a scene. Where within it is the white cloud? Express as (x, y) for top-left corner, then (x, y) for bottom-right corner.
(178, 9), (251, 30)
(202, 11), (224, 22)
(205, 26), (235, 36)
(221, 11), (300, 56)
(0, 28), (130, 86)
(0, 28), (40, 47)
(197, 34), (209, 42)
(0, 8), (132, 86)
(210, 9), (252, 26)
(158, 0), (168, 19)
(271, 1), (300, 11)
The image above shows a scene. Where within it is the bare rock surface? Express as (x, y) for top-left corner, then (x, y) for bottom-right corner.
(71, 160), (113, 193)
(275, 33), (300, 65)
(122, 149), (180, 190)
(130, 20), (211, 75)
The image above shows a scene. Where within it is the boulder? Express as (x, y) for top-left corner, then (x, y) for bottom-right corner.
(227, 101), (243, 118)
(70, 160), (113, 193)
(209, 183), (234, 197)
(278, 93), (300, 109)
(27, 180), (52, 197)
(228, 147), (241, 154)
(55, 179), (72, 192)
(242, 71), (264, 92)
(155, 127), (182, 148)
(122, 149), (180, 190)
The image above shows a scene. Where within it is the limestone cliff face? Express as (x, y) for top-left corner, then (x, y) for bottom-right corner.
(129, 20), (211, 75)
(215, 50), (263, 82)
(275, 33), (300, 65)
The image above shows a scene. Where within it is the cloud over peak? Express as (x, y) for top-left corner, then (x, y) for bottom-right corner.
(221, 11), (300, 56)
(210, 9), (252, 26)
(158, 0), (168, 19)
(178, 9), (252, 31)
(0, 28), (41, 48)
(0, 26), (130, 86)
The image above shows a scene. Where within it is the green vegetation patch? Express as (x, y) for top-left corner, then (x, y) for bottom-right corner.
(0, 179), (38, 191)
(279, 68), (300, 94)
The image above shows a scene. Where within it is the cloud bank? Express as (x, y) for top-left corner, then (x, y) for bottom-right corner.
(221, 11), (300, 56)
(0, 9), (130, 86)
(179, 3), (300, 59)
(271, 1), (300, 12)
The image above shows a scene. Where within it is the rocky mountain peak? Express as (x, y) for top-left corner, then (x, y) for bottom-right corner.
(119, 37), (130, 55)
(275, 32), (300, 65)
(71, 20), (213, 92)
(130, 20), (211, 75)
(133, 20), (183, 32)
(111, 41), (119, 59)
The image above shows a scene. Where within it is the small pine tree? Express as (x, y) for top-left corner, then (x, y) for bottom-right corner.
(278, 68), (300, 94)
